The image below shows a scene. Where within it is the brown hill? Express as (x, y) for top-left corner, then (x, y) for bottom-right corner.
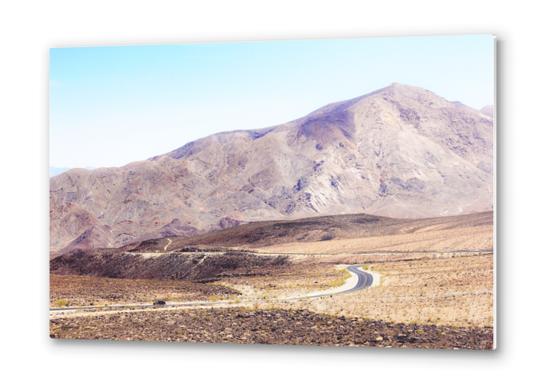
(124, 211), (493, 253)
(50, 211), (492, 280)
(50, 83), (493, 252)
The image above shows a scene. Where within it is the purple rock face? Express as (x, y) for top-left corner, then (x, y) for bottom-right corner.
(50, 83), (493, 253)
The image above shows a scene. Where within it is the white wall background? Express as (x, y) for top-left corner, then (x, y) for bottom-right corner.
(0, 1), (539, 383)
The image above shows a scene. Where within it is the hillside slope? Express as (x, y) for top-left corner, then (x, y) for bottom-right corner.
(125, 211), (492, 253)
(50, 83), (493, 252)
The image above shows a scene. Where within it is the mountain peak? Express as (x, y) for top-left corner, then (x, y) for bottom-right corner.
(50, 85), (494, 252)
(388, 82), (412, 89)
(379, 82), (427, 93)
(378, 82), (440, 97)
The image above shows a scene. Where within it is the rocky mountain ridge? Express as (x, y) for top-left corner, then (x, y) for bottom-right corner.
(50, 83), (493, 253)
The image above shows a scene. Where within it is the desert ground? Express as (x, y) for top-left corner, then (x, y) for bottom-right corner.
(50, 211), (494, 349)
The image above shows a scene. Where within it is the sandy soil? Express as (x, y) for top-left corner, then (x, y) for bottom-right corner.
(278, 254), (493, 327)
(256, 224), (493, 255)
(50, 211), (495, 346)
(217, 262), (351, 301)
(50, 274), (239, 307)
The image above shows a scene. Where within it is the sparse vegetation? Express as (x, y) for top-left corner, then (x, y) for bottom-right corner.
(326, 268), (351, 287)
(320, 233), (334, 241)
(284, 255), (493, 327)
(50, 274), (240, 306)
(53, 298), (70, 307)
(50, 211), (494, 347)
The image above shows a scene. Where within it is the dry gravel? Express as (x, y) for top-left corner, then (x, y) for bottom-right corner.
(284, 255), (493, 327)
(50, 308), (493, 350)
(50, 274), (239, 306)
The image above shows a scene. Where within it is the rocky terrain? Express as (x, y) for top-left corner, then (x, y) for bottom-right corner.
(49, 210), (491, 283)
(50, 274), (240, 307)
(50, 83), (493, 253)
(124, 211), (492, 252)
(51, 249), (289, 281)
(282, 254), (494, 328)
(49, 210), (494, 346)
(49, 308), (493, 349)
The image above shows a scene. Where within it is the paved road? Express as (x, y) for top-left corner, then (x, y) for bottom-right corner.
(302, 265), (373, 299)
(344, 265), (374, 293)
(50, 265), (374, 317)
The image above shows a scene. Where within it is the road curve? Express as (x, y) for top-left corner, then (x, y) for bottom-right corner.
(344, 265), (374, 293)
(299, 265), (373, 299)
(50, 265), (374, 318)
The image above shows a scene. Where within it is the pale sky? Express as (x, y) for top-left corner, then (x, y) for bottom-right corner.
(50, 34), (494, 168)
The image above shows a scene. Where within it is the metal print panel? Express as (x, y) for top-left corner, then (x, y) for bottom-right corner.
(49, 34), (496, 349)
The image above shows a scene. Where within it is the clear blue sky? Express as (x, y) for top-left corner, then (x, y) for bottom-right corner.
(50, 34), (494, 168)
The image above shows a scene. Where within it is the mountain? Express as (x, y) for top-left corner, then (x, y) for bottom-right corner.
(49, 167), (70, 177)
(50, 83), (494, 253)
(480, 105), (494, 118)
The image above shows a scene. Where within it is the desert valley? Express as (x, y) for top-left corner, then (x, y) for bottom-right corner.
(50, 83), (494, 349)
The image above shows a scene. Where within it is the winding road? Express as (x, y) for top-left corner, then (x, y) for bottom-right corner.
(344, 265), (374, 293)
(290, 265), (374, 300)
(50, 265), (375, 318)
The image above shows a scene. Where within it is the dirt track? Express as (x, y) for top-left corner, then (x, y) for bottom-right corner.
(50, 265), (374, 319)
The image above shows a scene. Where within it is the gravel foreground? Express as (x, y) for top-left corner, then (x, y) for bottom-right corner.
(50, 308), (493, 350)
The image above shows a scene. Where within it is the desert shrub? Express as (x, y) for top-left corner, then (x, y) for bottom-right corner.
(320, 233), (334, 241)
(53, 298), (70, 307)
(327, 269), (351, 287)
